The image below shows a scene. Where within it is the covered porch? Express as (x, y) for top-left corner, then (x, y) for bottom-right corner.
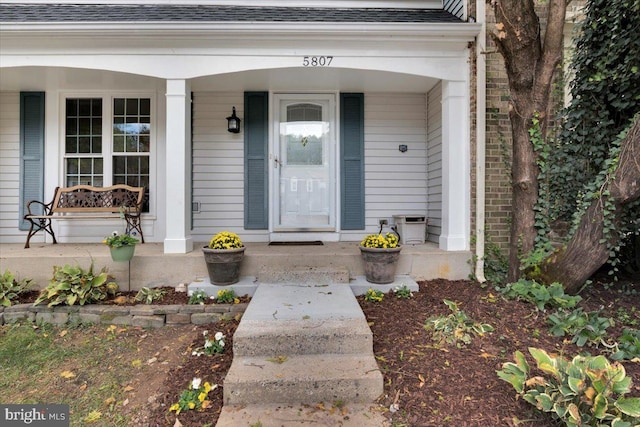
(0, 242), (470, 291)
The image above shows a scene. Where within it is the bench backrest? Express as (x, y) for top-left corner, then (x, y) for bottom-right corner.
(51, 184), (144, 214)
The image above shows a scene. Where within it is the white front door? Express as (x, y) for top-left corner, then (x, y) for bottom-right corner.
(273, 94), (336, 231)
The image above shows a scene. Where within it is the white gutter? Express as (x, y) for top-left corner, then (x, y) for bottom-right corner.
(474, 0), (487, 283)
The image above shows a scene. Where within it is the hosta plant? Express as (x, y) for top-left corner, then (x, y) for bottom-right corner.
(497, 347), (640, 427)
(424, 299), (493, 348)
(610, 328), (640, 361)
(498, 279), (582, 311)
(1, 270), (33, 307)
(34, 262), (112, 307)
(134, 287), (166, 304)
(548, 307), (614, 347)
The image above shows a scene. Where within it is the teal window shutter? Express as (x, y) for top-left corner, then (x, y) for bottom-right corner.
(244, 92), (269, 229)
(19, 92), (45, 230)
(340, 93), (365, 230)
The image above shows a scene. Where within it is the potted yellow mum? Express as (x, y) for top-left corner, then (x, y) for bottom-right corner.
(359, 232), (401, 284)
(202, 231), (245, 285)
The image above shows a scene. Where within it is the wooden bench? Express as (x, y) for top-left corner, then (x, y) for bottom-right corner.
(23, 184), (145, 248)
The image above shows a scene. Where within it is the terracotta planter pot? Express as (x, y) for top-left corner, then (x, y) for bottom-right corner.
(202, 246), (245, 285)
(359, 246), (402, 284)
(110, 245), (136, 262)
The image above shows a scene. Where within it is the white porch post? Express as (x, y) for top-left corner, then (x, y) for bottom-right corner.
(439, 80), (470, 251)
(164, 79), (193, 253)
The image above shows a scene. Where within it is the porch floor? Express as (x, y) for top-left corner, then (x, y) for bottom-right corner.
(0, 242), (471, 290)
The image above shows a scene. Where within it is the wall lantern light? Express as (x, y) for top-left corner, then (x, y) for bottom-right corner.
(227, 106), (241, 133)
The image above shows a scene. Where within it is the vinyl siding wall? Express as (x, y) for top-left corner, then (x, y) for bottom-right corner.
(0, 92), (22, 243)
(191, 92), (434, 243)
(426, 83), (443, 243)
(357, 93), (429, 241)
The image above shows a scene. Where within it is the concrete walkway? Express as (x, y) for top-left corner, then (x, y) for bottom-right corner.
(215, 282), (388, 427)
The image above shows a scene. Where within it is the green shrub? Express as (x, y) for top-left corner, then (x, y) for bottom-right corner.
(611, 329), (640, 361)
(548, 308), (614, 347)
(393, 284), (413, 299)
(34, 262), (111, 307)
(188, 290), (209, 305)
(364, 288), (384, 303)
(424, 299), (493, 348)
(0, 270), (33, 307)
(134, 287), (166, 304)
(497, 348), (640, 426)
(498, 279), (582, 311)
(216, 288), (237, 304)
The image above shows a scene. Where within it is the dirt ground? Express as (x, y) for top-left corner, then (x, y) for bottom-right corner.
(11, 278), (640, 426)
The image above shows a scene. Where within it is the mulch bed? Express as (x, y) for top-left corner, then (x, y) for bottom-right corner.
(13, 278), (640, 426)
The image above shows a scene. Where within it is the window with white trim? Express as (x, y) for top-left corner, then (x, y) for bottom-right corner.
(64, 96), (151, 212)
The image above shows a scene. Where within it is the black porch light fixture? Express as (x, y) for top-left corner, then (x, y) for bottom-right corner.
(226, 106), (241, 133)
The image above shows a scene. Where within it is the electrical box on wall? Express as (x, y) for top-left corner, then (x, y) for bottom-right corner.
(393, 215), (427, 245)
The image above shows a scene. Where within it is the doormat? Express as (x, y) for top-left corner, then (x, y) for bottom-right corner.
(268, 241), (324, 246)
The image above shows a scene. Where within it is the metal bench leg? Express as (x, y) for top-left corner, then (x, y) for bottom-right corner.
(125, 215), (144, 243)
(24, 218), (57, 249)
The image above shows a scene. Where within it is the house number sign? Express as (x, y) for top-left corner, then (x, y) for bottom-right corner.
(302, 56), (334, 66)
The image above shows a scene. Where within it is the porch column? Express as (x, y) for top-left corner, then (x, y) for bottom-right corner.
(164, 79), (193, 254)
(439, 80), (470, 251)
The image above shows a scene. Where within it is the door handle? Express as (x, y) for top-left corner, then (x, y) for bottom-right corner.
(274, 156), (281, 168)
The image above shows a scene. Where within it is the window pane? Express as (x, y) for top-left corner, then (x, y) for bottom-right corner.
(66, 99), (77, 115)
(65, 137), (77, 154)
(92, 137), (102, 153)
(126, 98), (138, 115)
(139, 135), (150, 152)
(78, 99), (92, 116)
(114, 98), (125, 116)
(113, 156), (126, 174)
(79, 158), (92, 174)
(79, 137), (91, 153)
(140, 98), (150, 115)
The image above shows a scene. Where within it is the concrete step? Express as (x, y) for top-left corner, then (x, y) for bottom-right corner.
(233, 318), (373, 356)
(215, 403), (387, 427)
(258, 265), (350, 283)
(223, 354), (383, 406)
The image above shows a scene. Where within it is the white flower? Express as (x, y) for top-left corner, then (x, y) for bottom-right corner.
(214, 332), (224, 341)
(219, 340), (225, 347)
(111, 231), (119, 236)
(389, 403), (400, 413)
(204, 340), (212, 348)
(202, 330), (208, 336)
(191, 378), (202, 390)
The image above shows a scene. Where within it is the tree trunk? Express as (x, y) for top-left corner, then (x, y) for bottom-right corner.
(539, 117), (640, 293)
(491, 0), (567, 281)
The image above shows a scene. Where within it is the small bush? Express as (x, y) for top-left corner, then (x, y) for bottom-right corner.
(424, 299), (493, 348)
(134, 287), (166, 304)
(1, 270), (33, 307)
(497, 348), (640, 426)
(216, 288), (237, 304)
(393, 284), (413, 299)
(611, 328), (640, 361)
(364, 288), (384, 303)
(547, 307), (614, 347)
(498, 279), (582, 311)
(34, 262), (111, 307)
(188, 290), (209, 305)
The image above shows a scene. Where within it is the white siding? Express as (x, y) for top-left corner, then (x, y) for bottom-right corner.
(426, 83), (443, 243)
(191, 92), (268, 242)
(0, 92), (23, 243)
(360, 93), (428, 240)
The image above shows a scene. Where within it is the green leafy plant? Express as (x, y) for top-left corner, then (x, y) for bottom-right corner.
(1, 270), (33, 307)
(188, 289), (209, 305)
(610, 328), (640, 361)
(393, 284), (413, 299)
(192, 330), (226, 356)
(364, 288), (384, 302)
(498, 279), (582, 311)
(497, 347), (640, 426)
(34, 262), (111, 307)
(134, 287), (166, 304)
(424, 299), (493, 348)
(547, 308), (614, 347)
(216, 288), (237, 304)
(207, 231), (243, 249)
(360, 232), (399, 249)
(103, 231), (139, 248)
(168, 377), (215, 414)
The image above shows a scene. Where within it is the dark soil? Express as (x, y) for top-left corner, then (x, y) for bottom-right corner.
(14, 279), (640, 426)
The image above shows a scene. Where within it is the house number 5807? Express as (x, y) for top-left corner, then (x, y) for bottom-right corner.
(302, 56), (333, 67)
